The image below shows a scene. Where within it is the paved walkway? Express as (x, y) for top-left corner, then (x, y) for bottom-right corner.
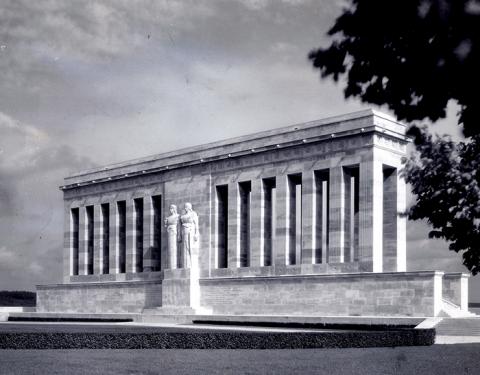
(436, 336), (480, 344)
(435, 318), (480, 336)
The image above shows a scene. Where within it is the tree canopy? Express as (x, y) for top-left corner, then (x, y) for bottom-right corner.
(403, 128), (480, 274)
(309, 0), (480, 273)
(309, 0), (479, 137)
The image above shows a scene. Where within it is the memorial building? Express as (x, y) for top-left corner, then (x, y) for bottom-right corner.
(36, 109), (469, 318)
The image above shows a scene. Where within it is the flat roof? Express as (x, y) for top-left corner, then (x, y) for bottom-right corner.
(62, 109), (407, 188)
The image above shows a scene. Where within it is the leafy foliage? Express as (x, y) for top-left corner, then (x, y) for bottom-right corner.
(403, 129), (480, 274)
(309, 0), (480, 136)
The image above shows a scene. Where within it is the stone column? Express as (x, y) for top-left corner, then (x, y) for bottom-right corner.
(397, 171), (407, 272)
(125, 199), (135, 273)
(371, 159), (384, 272)
(397, 172), (407, 272)
(249, 179), (263, 267)
(382, 167), (397, 272)
(246, 179), (264, 267)
(109, 202), (119, 274)
(274, 175), (289, 267)
(359, 158), (383, 272)
(93, 205), (103, 274)
(301, 170), (315, 265)
(143, 197), (155, 272)
(227, 182), (240, 269)
(328, 166), (345, 263)
(63, 205), (75, 282)
(77, 206), (88, 275)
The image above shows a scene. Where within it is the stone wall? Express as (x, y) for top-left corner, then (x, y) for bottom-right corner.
(442, 272), (469, 311)
(38, 270), (469, 317)
(37, 281), (162, 314)
(200, 271), (444, 317)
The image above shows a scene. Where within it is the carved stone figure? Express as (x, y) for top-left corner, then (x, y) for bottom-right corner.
(180, 202), (199, 269)
(164, 204), (180, 269)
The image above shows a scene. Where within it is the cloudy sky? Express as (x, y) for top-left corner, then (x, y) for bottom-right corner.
(1, 0), (477, 299)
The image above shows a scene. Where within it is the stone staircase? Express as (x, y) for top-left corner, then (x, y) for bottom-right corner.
(140, 306), (195, 324)
(143, 306), (197, 315)
(439, 299), (477, 318)
(430, 299), (480, 337)
(140, 305), (214, 324)
(435, 317), (480, 336)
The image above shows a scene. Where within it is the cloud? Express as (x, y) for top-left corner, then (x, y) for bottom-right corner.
(0, 246), (15, 264)
(237, 0), (318, 10)
(0, 0), (344, 139)
(0, 112), (93, 289)
(0, 0), (219, 98)
(0, 112), (47, 166)
(0, 111), (93, 208)
(0, 244), (62, 290)
(0, 0), (216, 62)
(0, 111), (93, 220)
(0, 112), (47, 216)
(238, 0), (271, 10)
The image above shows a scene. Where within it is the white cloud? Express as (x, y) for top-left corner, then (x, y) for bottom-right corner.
(0, 246), (15, 264)
(0, 0), (216, 62)
(238, 0), (315, 10)
(0, 112), (48, 169)
(0, 112), (91, 289)
(238, 0), (270, 10)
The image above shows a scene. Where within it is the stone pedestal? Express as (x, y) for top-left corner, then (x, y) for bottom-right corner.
(160, 249), (210, 314)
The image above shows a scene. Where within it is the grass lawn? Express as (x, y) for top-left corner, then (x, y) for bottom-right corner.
(0, 344), (479, 375)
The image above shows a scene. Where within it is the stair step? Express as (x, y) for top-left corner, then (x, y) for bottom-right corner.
(435, 318), (480, 336)
(440, 299), (476, 318)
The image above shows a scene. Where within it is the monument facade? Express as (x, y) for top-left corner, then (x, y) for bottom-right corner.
(37, 109), (469, 317)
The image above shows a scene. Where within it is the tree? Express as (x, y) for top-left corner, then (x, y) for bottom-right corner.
(403, 128), (480, 274)
(309, 0), (480, 273)
(309, 0), (479, 136)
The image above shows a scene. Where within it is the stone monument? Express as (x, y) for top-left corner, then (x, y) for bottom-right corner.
(164, 204), (180, 269)
(36, 109), (469, 318)
(179, 202), (199, 269)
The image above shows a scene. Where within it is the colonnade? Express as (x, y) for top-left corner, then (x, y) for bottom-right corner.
(213, 163), (404, 273)
(68, 196), (162, 276)
(67, 162), (405, 277)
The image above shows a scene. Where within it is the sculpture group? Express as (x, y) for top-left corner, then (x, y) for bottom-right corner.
(164, 202), (199, 269)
